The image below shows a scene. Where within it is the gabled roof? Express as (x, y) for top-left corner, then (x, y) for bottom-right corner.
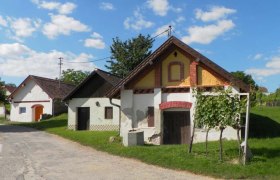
(63, 68), (121, 101)
(107, 36), (249, 98)
(2, 85), (16, 93)
(8, 75), (75, 100)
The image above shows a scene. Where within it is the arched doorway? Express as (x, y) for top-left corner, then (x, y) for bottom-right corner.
(32, 104), (44, 122)
(160, 101), (192, 144)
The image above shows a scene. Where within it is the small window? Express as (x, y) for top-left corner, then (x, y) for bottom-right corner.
(147, 107), (154, 127)
(19, 107), (26, 114)
(105, 107), (113, 119)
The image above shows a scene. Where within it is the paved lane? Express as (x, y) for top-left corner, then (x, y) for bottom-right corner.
(0, 125), (212, 180)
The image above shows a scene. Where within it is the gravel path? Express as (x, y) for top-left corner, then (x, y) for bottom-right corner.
(0, 125), (213, 180)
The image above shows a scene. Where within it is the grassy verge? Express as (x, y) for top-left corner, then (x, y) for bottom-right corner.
(12, 107), (280, 179)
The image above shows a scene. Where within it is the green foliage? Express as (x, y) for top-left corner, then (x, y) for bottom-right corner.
(106, 34), (154, 78)
(256, 87), (280, 106)
(231, 71), (257, 89)
(193, 88), (246, 160)
(61, 69), (90, 85)
(12, 110), (280, 179)
(0, 78), (7, 104)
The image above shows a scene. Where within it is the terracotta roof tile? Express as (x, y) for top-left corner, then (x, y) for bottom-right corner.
(8, 75), (75, 100)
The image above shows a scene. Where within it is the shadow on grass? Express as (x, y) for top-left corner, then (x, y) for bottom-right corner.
(248, 113), (280, 138)
(0, 119), (66, 133)
(251, 147), (280, 159)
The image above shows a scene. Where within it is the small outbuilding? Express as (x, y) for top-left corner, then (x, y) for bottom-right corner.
(64, 69), (121, 131)
(8, 75), (75, 122)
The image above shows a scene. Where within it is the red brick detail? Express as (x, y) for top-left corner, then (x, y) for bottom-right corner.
(190, 60), (198, 86)
(159, 101), (192, 110)
(168, 61), (184, 82)
(155, 63), (162, 87)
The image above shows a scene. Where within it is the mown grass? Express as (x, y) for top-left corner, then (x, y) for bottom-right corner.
(13, 106), (280, 179)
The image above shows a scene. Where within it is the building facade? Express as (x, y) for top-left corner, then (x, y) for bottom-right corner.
(107, 36), (249, 146)
(64, 69), (121, 131)
(8, 75), (75, 122)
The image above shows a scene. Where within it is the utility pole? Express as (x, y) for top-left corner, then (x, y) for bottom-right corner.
(58, 57), (63, 88)
(168, 25), (172, 37)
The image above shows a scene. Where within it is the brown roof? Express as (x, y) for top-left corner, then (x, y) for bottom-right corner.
(107, 36), (250, 98)
(2, 85), (16, 93)
(63, 68), (121, 100)
(8, 75), (75, 100)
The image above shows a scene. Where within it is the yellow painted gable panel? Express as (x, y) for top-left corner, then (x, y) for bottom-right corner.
(197, 66), (224, 86)
(162, 50), (190, 87)
(134, 69), (155, 89)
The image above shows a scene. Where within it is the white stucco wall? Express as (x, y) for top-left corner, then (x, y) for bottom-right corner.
(10, 80), (52, 122)
(120, 86), (241, 145)
(0, 106), (4, 115)
(68, 98), (120, 130)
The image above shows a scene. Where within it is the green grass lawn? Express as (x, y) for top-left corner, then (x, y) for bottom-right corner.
(12, 106), (280, 179)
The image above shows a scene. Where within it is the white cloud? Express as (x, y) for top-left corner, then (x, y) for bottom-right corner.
(84, 39), (105, 49)
(147, 0), (169, 16)
(84, 32), (105, 49)
(31, 0), (76, 14)
(195, 6), (236, 22)
(9, 17), (41, 38)
(253, 53), (263, 60)
(0, 43), (31, 57)
(124, 9), (153, 30)
(0, 42), (95, 78)
(58, 2), (76, 14)
(42, 14), (90, 39)
(0, 15), (7, 27)
(176, 16), (185, 23)
(99, 2), (115, 10)
(182, 20), (235, 44)
(246, 56), (280, 78)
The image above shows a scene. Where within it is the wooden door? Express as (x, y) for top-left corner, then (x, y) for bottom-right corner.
(163, 111), (190, 144)
(35, 106), (43, 122)
(77, 107), (90, 130)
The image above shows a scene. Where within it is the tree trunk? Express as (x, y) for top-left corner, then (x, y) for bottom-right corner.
(219, 127), (224, 161)
(206, 128), (210, 156)
(237, 127), (242, 160)
(188, 122), (196, 153)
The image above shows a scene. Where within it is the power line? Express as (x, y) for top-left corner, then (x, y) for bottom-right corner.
(61, 26), (172, 65)
(63, 56), (111, 64)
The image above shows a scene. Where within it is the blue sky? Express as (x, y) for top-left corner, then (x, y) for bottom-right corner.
(0, 0), (280, 92)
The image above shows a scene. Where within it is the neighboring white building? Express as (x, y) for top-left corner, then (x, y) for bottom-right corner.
(0, 85), (16, 116)
(107, 36), (249, 146)
(64, 69), (121, 131)
(8, 75), (75, 122)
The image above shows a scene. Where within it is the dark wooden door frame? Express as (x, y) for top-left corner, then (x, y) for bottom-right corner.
(77, 107), (90, 130)
(162, 110), (191, 144)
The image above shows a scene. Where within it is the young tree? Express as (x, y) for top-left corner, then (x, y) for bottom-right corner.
(191, 88), (246, 161)
(106, 34), (154, 78)
(61, 69), (90, 85)
(0, 78), (6, 104)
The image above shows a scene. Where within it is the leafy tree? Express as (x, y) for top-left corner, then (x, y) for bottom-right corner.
(231, 71), (258, 106)
(0, 78), (6, 104)
(61, 69), (90, 85)
(106, 34), (154, 78)
(231, 71), (257, 89)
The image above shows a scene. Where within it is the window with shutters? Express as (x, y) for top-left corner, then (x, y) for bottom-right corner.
(105, 107), (113, 119)
(147, 106), (154, 127)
